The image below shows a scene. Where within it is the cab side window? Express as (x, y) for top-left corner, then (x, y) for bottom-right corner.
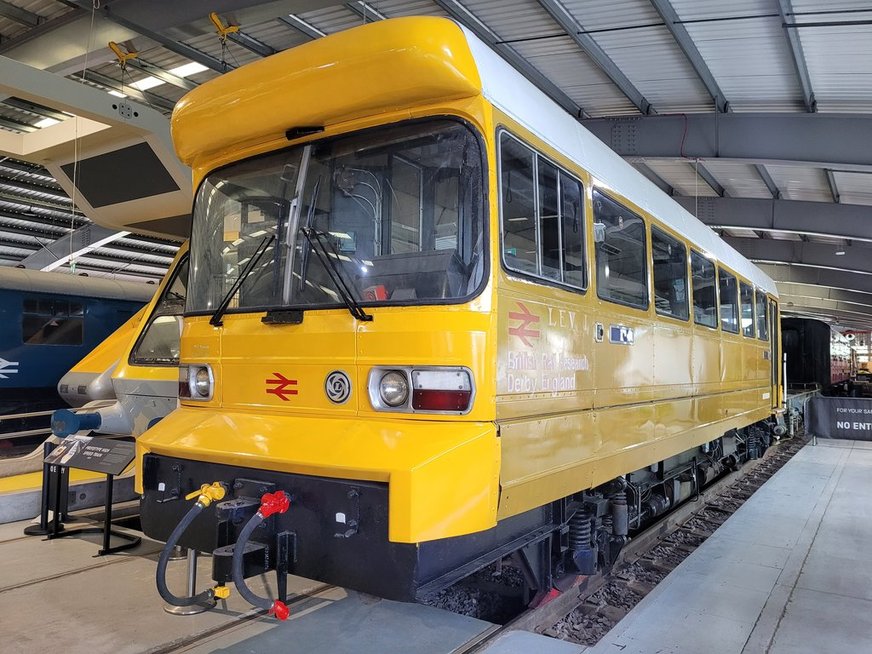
(500, 136), (537, 275)
(652, 227), (688, 320)
(719, 268), (739, 333)
(130, 257), (189, 365)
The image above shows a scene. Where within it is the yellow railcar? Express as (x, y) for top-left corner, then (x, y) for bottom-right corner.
(138, 17), (783, 609)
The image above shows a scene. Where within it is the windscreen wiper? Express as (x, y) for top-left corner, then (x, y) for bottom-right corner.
(299, 226), (372, 322)
(298, 174), (322, 293)
(209, 234), (276, 327)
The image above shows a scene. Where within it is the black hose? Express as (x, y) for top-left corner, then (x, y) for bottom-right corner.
(156, 502), (217, 607)
(232, 510), (274, 610)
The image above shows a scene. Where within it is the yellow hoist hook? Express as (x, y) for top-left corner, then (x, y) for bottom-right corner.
(108, 41), (138, 70)
(209, 12), (239, 43)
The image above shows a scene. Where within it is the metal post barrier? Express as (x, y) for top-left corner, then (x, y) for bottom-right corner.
(164, 549), (216, 615)
(23, 441), (58, 537)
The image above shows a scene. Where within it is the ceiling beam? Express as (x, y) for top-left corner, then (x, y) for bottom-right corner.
(648, 0), (728, 113)
(694, 161), (725, 196)
(122, 57), (198, 92)
(674, 196), (872, 244)
(81, 70), (177, 113)
(67, 0), (230, 73)
(724, 237), (872, 275)
(581, 113), (872, 172)
(757, 262), (872, 296)
(345, 2), (386, 22)
(635, 162), (673, 195)
(20, 222), (127, 271)
(0, 0), (41, 28)
(777, 0), (816, 112)
(226, 30), (277, 58)
(278, 15), (325, 40)
(754, 164), (781, 199)
(1, 97), (70, 122)
(536, 0), (654, 115)
(825, 169), (840, 203)
(432, 0), (589, 119)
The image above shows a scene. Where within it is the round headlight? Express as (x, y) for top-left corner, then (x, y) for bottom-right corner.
(194, 367), (211, 397)
(379, 371), (408, 407)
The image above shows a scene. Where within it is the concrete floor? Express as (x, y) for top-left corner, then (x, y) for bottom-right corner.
(0, 515), (573, 653)
(588, 439), (872, 654)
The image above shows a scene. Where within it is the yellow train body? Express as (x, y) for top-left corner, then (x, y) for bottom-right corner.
(136, 17), (781, 550)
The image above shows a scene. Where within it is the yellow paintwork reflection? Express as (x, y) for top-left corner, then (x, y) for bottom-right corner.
(66, 306), (146, 375)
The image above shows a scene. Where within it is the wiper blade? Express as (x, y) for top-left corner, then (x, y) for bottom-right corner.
(209, 234), (275, 327)
(298, 174), (322, 293)
(299, 227), (372, 322)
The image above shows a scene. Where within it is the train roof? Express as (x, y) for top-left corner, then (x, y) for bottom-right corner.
(458, 25), (778, 297)
(0, 265), (156, 303)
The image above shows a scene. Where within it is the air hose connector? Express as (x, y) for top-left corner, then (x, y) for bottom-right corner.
(156, 480), (228, 608)
(231, 490), (292, 620)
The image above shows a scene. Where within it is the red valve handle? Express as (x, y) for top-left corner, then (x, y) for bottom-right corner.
(269, 599), (290, 621)
(259, 490), (291, 518)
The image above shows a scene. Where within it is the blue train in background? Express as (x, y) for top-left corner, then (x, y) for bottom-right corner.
(0, 266), (155, 416)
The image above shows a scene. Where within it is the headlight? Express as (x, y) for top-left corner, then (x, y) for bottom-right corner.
(194, 368), (211, 397)
(179, 364), (213, 401)
(379, 371), (409, 407)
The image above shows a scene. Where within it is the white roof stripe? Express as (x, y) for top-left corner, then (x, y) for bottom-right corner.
(458, 26), (778, 297)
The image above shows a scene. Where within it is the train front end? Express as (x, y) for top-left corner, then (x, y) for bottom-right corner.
(136, 18), (508, 605)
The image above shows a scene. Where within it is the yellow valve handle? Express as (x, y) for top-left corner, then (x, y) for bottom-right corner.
(212, 585), (231, 600)
(185, 482), (226, 507)
(209, 12), (240, 38)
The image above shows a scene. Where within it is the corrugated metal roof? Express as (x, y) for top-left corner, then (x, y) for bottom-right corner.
(834, 171), (872, 206)
(297, 5), (366, 34)
(793, 8), (872, 112)
(377, 0), (448, 18)
(242, 18), (312, 51)
(670, 0), (804, 111)
(644, 160), (720, 197)
(702, 161), (773, 199)
(512, 35), (639, 115)
(766, 164), (831, 202)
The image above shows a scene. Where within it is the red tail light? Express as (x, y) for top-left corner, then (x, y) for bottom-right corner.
(412, 389), (472, 412)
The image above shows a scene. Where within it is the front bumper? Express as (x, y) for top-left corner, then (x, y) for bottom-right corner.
(136, 407), (500, 543)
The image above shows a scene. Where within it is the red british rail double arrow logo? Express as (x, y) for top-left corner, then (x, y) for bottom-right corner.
(266, 372), (298, 401)
(508, 302), (541, 347)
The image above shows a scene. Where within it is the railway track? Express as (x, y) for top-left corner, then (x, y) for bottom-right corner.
(447, 433), (808, 652)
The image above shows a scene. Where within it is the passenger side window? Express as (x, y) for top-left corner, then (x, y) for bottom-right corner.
(740, 282), (755, 338)
(22, 297), (84, 346)
(719, 269), (739, 333)
(500, 136), (537, 274)
(538, 160), (561, 281)
(499, 132), (586, 290)
(691, 251), (717, 328)
(594, 190), (648, 309)
(755, 290), (769, 341)
(651, 227), (688, 320)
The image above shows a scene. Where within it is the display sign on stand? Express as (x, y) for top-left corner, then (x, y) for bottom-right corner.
(41, 435), (140, 555)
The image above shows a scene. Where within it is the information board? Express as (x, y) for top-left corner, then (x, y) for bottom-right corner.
(44, 435), (135, 476)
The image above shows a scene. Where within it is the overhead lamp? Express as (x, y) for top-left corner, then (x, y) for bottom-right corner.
(34, 117), (60, 128)
(835, 249), (846, 256)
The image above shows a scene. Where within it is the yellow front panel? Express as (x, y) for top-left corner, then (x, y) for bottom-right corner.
(137, 407), (500, 543)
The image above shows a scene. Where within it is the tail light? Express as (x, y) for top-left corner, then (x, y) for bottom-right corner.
(368, 367), (474, 414)
(179, 364), (214, 401)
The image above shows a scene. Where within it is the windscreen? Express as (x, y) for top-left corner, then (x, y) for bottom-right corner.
(187, 119), (485, 315)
